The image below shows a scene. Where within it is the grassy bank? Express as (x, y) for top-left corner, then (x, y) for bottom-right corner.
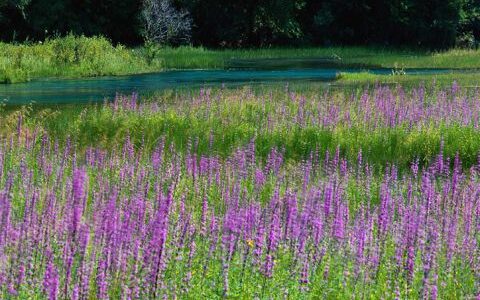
(2, 35), (480, 83)
(0, 35), (161, 83)
(337, 71), (480, 87)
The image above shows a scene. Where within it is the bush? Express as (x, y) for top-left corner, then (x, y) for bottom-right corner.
(0, 35), (160, 82)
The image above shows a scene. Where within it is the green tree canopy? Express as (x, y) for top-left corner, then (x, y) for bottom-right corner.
(0, 0), (479, 48)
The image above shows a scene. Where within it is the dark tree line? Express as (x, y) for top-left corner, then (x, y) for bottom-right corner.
(0, 0), (479, 48)
(0, 0), (142, 44)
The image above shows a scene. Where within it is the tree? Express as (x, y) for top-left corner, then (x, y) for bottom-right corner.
(458, 0), (480, 47)
(0, 0), (478, 49)
(24, 0), (142, 44)
(0, 0), (5, 22)
(0, 0), (31, 41)
(251, 0), (305, 46)
(181, 0), (305, 47)
(141, 0), (191, 45)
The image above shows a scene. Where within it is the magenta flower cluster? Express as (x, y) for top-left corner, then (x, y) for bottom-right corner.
(0, 128), (478, 298)
(109, 83), (480, 130)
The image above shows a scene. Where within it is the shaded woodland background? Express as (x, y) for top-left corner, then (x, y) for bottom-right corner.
(0, 0), (479, 49)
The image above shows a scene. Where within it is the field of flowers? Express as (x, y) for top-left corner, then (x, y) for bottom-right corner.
(0, 84), (479, 299)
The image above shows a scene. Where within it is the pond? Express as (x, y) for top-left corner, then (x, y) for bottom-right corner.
(0, 59), (455, 104)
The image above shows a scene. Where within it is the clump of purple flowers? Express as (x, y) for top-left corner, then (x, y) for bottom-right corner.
(0, 129), (477, 299)
(0, 83), (479, 298)
(110, 84), (480, 130)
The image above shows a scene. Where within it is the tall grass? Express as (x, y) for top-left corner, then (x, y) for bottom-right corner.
(152, 45), (480, 70)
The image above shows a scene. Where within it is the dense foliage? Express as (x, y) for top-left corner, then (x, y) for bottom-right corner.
(0, 35), (161, 83)
(0, 0), (479, 48)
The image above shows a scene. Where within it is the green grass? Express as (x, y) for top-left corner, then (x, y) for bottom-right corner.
(44, 112), (480, 170)
(3, 35), (480, 84)
(337, 71), (480, 87)
(154, 46), (480, 70)
(0, 35), (161, 83)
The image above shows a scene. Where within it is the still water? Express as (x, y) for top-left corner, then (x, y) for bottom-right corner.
(0, 61), (454, 104)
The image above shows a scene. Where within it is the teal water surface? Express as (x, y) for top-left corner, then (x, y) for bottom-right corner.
(0, 67), (453, 104)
